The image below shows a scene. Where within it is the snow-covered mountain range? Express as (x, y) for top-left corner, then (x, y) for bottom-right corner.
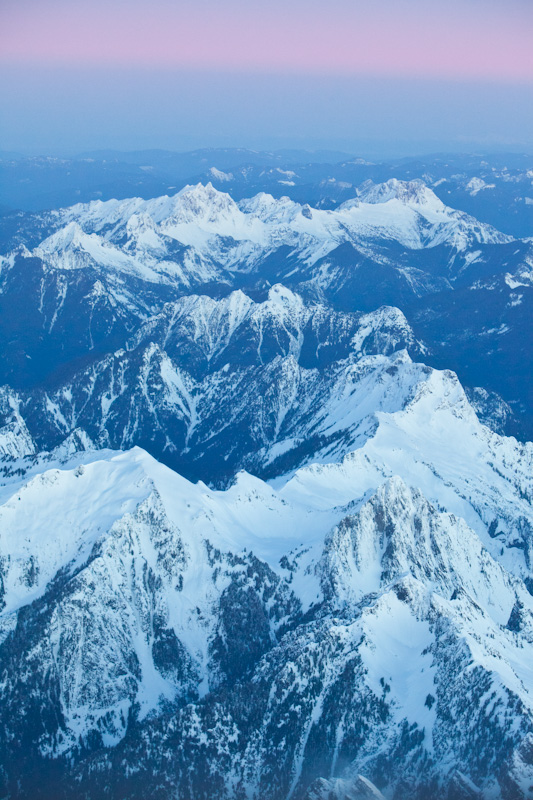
(25, 179), (514, 288)
(0, 168), (532, 799)
(3, 150), (532, 237)
(0, 287), (428, 480)
(1, 179), (531, 438)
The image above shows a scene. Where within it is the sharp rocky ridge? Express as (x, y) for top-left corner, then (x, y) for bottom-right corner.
(0, 175), (532, 799)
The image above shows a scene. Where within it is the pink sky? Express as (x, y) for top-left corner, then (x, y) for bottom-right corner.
(1, 0), (532, 83)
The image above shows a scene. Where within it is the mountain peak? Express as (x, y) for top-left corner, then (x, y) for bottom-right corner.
(42, 220), (87, 249)
(265, 283), (304, 310)
(175, 181), (235, 206)
(357, 178), (442, 207)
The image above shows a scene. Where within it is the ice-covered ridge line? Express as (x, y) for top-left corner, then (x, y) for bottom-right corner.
(0, 445), (332, 617)
(1, 444), (532, 750)
(2, 350), (533, 615)
(27, 179), (513, 282)
(1, 443), (531, 633)
(277, 362), (533, 583)
(125, 284), (417, 366)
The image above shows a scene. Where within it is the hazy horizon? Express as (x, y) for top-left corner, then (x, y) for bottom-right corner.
(1, 0), (532, 158)
(1, 67), (532, 160)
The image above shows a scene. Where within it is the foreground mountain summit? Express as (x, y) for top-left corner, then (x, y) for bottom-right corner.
(1, 354), (533, 799)
(0, 162), (532, 799)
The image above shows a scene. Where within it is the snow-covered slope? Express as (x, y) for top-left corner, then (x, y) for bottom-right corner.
(1, 405), (532, 797)
(1, 182), (529, 442)
(23, 180), (512, 284)
(0, 172), (532, 800)
(6, 289), (425, 479)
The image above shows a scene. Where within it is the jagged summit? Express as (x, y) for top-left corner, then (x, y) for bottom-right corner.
(1, 406), (532, 797)
(25, 179), (511, 283)
(356, 177), (443, 206)
(164, 181), (242, 224)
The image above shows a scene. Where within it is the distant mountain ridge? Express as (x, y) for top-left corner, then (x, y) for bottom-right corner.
(1, 149), (531, 237)
(0, 178), (531, 441)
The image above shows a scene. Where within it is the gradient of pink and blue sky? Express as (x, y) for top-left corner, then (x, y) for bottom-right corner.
(1, 0), (532, 156)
